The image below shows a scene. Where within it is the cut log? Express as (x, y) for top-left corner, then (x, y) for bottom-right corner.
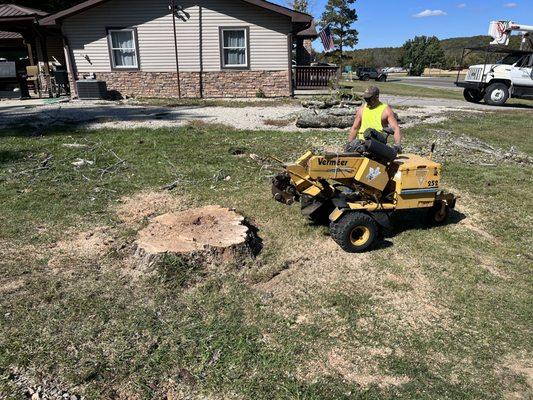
(296, 109), (356, 129)
(135, 205), (254, 267)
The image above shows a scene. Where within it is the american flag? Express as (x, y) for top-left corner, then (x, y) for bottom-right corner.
(319, 24), (335, 52)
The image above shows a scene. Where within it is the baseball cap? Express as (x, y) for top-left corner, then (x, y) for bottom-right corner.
(362, 86), (380, 99)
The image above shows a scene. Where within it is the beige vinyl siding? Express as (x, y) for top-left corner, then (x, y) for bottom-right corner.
(62, 0), (291, 73)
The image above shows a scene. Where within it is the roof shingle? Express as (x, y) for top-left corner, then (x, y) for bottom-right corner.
(0, 4), (48, 18)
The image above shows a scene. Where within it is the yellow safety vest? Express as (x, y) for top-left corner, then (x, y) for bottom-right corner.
(358, 102), (388, 140)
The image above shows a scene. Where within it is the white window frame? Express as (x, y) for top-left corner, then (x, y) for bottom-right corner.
(107, 28), (139, 70)
(220, 27), (249, 69)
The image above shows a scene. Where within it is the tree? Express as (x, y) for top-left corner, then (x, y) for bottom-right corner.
(320, 0), (358, 65)
(288, 0), (309, 12)
(400, 36), (445, 76)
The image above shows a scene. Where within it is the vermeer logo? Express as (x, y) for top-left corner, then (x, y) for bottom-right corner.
(366, 166), (381, 181)
(317, 158), (348, 166)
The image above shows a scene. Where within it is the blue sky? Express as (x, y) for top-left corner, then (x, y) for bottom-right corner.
(275, 0), (533, 49)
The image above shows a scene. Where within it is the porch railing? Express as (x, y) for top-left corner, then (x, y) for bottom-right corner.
(294, 66), (339, 89)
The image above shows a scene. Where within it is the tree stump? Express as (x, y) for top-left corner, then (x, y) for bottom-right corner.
(135, 205), (254, 267)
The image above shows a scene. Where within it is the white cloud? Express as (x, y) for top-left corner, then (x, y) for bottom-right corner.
(504, 2), (518, 7)
(413, 9), (448, 18)
(457, 3), (467, 8)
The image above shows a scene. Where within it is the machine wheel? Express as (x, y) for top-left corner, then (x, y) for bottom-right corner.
(484, 83), (509, 106)
(330, 212), (378, 252)
(426, 200), (450, 225)
(378, 75), (387, 82)
(463, 88), (483, 103)
(361, 75), (370, 81)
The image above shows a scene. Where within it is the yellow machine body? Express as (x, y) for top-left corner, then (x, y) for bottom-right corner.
(271, 147), (457, 252)
(276, 150), (455, 221)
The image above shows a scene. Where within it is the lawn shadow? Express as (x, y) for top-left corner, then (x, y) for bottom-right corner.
(0, 103), (211, 138)
(385, 208), (466, 239)
(0, 150), (28, 165)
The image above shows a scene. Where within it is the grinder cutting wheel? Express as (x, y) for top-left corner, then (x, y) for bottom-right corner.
(271, 87), (457, 252)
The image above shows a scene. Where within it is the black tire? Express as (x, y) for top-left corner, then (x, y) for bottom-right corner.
(330, 212), (378, 253)
(484, 83), (509, 106)
(426, 200), (450, 225)
(361, 75), (370, 81)
(378, 75), (387, 82)
(463, 88), (483, 103)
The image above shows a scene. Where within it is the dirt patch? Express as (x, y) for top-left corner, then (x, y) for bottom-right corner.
(375, 256), (453, 330)
(0, 278), (25, 294)
(256, 237), (451, 331)
(452, 189), (500, 245)
(115, 190), (188, 226)
(256, 239), (371, 308)
(48, 226), (117, 268)
(499, 353), (533, 399)
(301, 347), (410, 388)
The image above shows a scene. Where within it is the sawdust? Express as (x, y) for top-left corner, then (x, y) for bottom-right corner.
(256, 239), (371, 310)
(48, 226), (117, 267)
(257, 237), (452, 331)
(499, 353), (533, 399)
(114, 190), (188, 225)
(301, 347), (410, 388)
(375, 256), (453, 330)
(0, 278), (25, 294)
(477, 255), (509, 279)
(136, 205), (249, 254)
(449, 188), (500, 245)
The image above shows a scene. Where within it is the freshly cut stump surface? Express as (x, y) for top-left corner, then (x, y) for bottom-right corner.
(136, 205), (251, 266)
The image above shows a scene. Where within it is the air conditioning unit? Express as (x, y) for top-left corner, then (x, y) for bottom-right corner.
(76, 80), (107, 100)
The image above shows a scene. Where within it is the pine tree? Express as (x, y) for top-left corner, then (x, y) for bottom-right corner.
(320, 0), (358, 64)
(289, 0), (309, 13)
(400, 36), (445, 76)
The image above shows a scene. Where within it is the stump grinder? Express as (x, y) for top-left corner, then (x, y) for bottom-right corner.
(272, 130), (457, 252)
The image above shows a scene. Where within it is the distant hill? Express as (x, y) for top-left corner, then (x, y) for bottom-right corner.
(337, 35), (524, 69)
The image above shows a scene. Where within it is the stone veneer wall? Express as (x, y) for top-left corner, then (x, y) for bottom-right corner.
(86, 70), (290, 98)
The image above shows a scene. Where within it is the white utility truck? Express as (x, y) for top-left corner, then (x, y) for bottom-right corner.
(456, 21), (533, 106)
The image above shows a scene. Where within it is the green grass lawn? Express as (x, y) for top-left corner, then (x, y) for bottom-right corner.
(0, 111), (532, 399)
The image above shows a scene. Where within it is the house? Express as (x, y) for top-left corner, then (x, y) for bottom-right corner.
(39, 0), (315, 98)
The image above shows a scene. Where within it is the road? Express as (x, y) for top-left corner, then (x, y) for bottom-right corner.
(388, 75), (463, 90)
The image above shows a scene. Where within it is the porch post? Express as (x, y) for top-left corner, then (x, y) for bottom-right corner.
(287, 33), (293, 97)
(62, 35), (78, 98)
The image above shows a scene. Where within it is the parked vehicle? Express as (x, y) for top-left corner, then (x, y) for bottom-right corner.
(356, 67), (387, 82)
(455, 20), (533, 106)
(455, 48), (533, 105)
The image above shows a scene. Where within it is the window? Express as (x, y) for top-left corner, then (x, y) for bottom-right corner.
(107, 28), (138, 69)
(220, 28), (249, 68)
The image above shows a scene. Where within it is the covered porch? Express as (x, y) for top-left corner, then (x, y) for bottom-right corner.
(293, 20), (339, 90)
(0, 4), (69, 99)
